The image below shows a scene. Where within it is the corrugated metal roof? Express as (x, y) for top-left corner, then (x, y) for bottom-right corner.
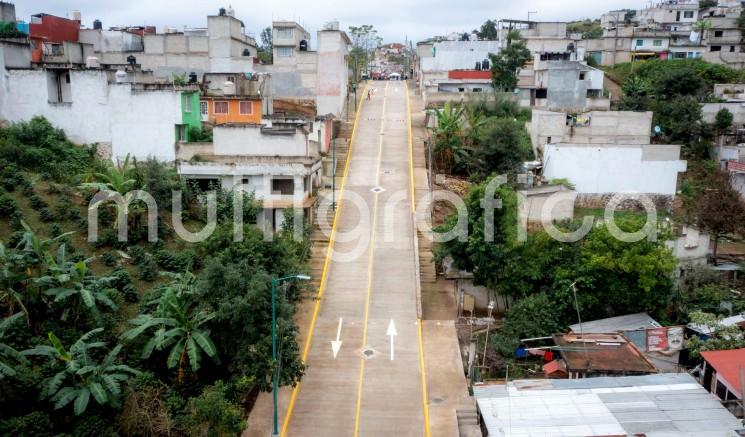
(569, 312), (662, 334)
(474, 374), (742, 436)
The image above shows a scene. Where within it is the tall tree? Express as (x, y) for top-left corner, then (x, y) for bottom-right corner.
(349, 25), (381, 80)
(489, 31), (531, 92)
(477, 19), (498, 40)
(696, 172), (745, 264)
(259, 26), (273, 64)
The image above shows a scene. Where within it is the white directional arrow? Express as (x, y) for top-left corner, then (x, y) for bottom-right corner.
(331, 317), (343, 359)
(386, 320), (398, 361)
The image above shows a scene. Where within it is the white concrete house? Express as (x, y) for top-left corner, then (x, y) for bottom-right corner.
(542, 143), (687, 195)
(177, 122), (324, 230)
(0, 62), (193, 161)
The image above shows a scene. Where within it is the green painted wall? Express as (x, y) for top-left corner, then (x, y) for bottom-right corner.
(181, 92), (202, 141)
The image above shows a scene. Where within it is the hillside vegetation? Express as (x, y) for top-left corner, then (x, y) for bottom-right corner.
(0, 117), (311, 436)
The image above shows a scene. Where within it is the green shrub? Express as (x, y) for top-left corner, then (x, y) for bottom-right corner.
(183, 381), (246, 437)
(138, 257), (158, 282)
(0, 192), (18, 217)
(0, 117), (95, 182)
(101, 251), (117, 267)
(0, 411), (55, 437)
(21, 184), (34, 196)
(54, 197), (75, 220)
(29, 194), (47, 209)
(38, 207), (55, 222)
(49, 223), (63, 237)
(128, 246), (147, 265)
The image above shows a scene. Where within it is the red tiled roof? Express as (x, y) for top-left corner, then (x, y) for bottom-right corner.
(726, 160), (745, 174)
(701, 348), (745, 399)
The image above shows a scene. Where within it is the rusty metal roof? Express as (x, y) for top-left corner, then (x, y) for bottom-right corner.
(552, 332), (657, 374)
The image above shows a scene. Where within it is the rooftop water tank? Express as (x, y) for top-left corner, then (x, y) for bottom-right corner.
(223, 80), (236, 95)
(115, 70), (128, 83)
(299, 39), (308, 51)
(226, 5), (235, 17)
(71, 10), (81, 22)
(93, 19), (102, 30)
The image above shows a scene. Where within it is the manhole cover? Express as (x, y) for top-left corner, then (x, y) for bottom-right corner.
(358, 346), (379, 360)
(370, 186), (386, 194)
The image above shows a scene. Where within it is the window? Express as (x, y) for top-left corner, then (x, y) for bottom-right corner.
(636, 39), (644, 47)
(276, 27), (294, 39)
(711, 45), (722, 52)
(674, 52), (687, 59)
(472, 88), (482, 93)
(184, 96), (192, 113)
(176, 124), (187, 142)
(214, 101), (229, 115)
(458, 87), (465, 92)
(732, 46), (737, 52)
(536, 89), (548, 99)
(271, 178), (294, 195)
(277, 47), (293, 57)
(684, 11), (694, 19)
(653, 39), (663, 47)
(47, 70), (72, 104)
(579, 72), (586, 80)
(239, 101), (253, 115)
(199, 101), (208, 120)
(715, 30), (724, 37)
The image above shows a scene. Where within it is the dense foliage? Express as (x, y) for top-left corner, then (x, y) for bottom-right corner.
(429, 98), (532, 178)
(0, 118), (311, 435)
(436, 180), (678, 359)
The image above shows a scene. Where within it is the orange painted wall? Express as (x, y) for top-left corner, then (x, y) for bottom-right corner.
(203, 98), (261, 125)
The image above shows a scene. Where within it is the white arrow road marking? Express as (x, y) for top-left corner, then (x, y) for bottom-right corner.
(386, 320), (398, 361)
(331, 317), (343, 359)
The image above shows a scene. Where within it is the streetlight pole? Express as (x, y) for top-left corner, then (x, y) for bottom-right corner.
(332, 137), (337, 210)
(271, 274), (311, 437)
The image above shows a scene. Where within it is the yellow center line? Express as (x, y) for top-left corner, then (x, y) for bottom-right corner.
(405, 81), (431, 437)
(280, 84), (369, 437)
(353, 81), (388, 437)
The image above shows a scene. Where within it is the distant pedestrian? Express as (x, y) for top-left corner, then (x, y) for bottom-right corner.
(367, 90), (371, 101)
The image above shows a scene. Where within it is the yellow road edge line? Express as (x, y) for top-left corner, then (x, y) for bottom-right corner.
(353, 82), (388, 437)
(280, 84), (369, 437)
(405, 81), (432, 437)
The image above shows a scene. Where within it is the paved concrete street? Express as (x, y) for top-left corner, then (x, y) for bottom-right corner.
(282, 81), (426, 436)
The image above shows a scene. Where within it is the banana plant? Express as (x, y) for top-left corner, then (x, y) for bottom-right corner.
(23, 329), (139, 415)
(121, 274), (217, 382)
(35, 252), (117, 323)
(79, 154), (148, 230)
(0, 312), (27, 378)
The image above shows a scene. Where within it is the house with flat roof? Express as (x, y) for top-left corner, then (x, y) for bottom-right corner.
(473, 373), (743, 436)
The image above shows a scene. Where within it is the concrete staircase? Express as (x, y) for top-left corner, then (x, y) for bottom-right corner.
(417, 228), (437, 285)
(456, 406), (482, 437)
(307, 120), (354, 292)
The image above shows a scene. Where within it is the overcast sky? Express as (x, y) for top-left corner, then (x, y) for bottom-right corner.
(18, 0), (649, 43)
